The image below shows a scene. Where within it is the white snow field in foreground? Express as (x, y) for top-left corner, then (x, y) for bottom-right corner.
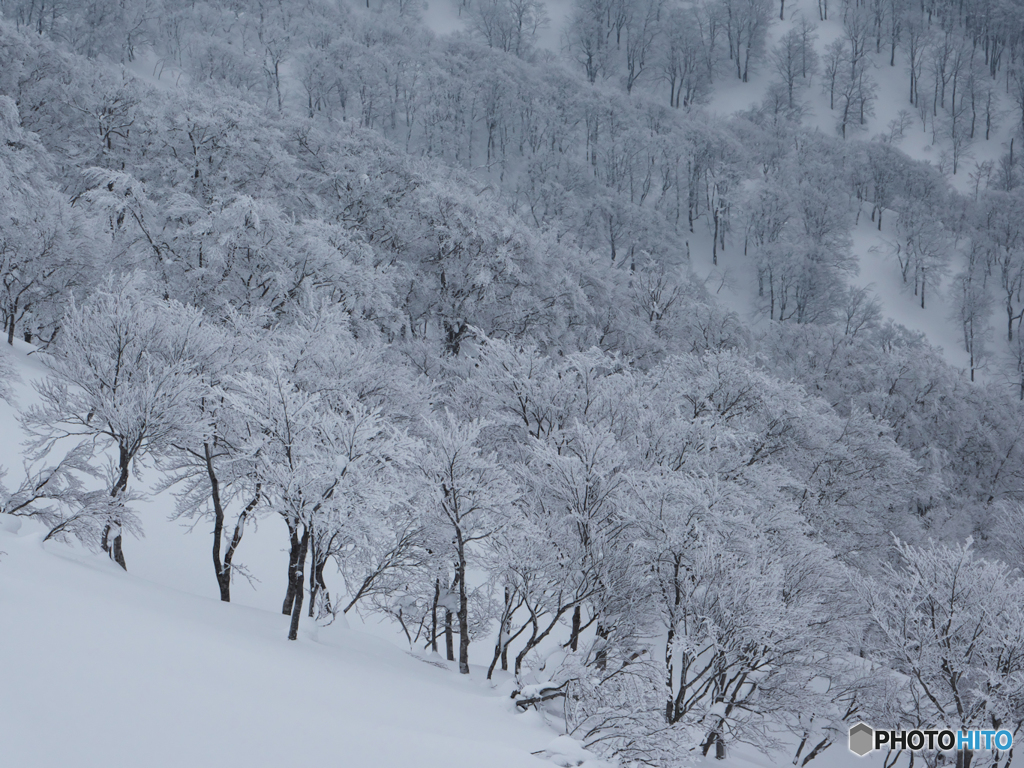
(0, 522), (561, 768)
(0, 520), (885, 768)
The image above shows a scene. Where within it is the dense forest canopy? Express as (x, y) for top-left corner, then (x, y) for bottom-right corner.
(4, 0), (1024, 764)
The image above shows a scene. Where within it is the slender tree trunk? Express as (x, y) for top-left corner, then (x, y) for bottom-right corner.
(220, 487), (258, 603)
(308, 539), (330, 619)
(514, 622), (537, 676)
(205, 443), (231, 602)
(955, 747), (974, 768)
(665, 627), (676, 723)
(487, 639), (503, 680)
(445, 608), (455, 661)
(287, 526), (310, 641)
(111, 533), (126, 570)
(309, 542), (319, 618)
(445, 572), (458, 662)
(102, 447), (131, 571)
(712, 208), (720, 265)
(793, 728), (810, 764)
(282, 521), (302, 615)
(487, 588), (514, 679)
(430, 578), (440, 654)
(456, 541), (470, 674)
(702, 723), (727, 759)
(799, 736), (834, 766)
(569, 605), (581, 652)
(594, 623), (609, 670)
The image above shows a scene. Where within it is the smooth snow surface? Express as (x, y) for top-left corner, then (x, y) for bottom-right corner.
(0, 524), (891, 768)
(0, 525), (559, 768)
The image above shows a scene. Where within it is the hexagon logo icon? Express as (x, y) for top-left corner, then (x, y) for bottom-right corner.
(849, 722), (874, 757)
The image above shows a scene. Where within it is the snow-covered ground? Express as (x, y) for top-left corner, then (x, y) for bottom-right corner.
(0, 524), (881, 766)
(0, 522), (565, 768)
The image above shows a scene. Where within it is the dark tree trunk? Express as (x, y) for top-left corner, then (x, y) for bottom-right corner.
(569, 605), (581, 651)
(309, 549), (318, 618)
(487, 638), (503, 680)
(712, 209), (720, 265)
(308, 540), (330, 619)
(956, 747), (974, 768)
(102, 446), (132, 571)
(205, 443), (230, 602)
(282, 522), (302, 615)
(456, 542), (470, 674)
(111, 533), (126, 570)
(430, 578), (440, 654)
(702, 726), (727, 760)
(594, 623), (609, 670)
(287, 526), (310, 641)
(793, 728), (810, 764)
(487, 588), (515, 680)
(445, 609), (455, 661)
(799, 736), (834, 766)
(220, 488), (258, 603)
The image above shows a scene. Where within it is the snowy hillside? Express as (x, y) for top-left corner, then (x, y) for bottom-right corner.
(0, 523), (559, 768)
(4, 0), (1024, 766)
(677, 0), (1020, 374)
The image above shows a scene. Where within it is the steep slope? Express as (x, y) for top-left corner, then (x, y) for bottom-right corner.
(0, 521), (565, 768)
(701, 0), (1010, 372)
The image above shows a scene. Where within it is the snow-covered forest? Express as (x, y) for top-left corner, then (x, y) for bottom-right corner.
(3, 0), (1024, 765)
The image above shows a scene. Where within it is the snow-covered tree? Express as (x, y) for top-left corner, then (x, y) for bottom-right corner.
(22, 279), (207, 569)
(860, 539), (1024, 747)
(0, 96), (85, 346)
(155, 314), (262, 601)
(419, 414), (518, 673)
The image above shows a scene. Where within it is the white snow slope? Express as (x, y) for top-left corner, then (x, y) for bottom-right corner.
(0, 523), (560, 768)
